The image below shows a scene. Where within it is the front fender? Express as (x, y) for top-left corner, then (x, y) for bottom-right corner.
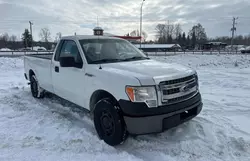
(83, 66), (141, 110)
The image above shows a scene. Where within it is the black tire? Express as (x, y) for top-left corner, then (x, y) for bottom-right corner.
(30, 75), (44, 98)
(93, 98), (128, 146)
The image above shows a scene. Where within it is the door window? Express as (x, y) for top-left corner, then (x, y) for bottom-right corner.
(59, 40), (83, 68)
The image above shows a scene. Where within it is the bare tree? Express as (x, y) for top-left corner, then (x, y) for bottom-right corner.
(129, 30), (147, 41)
(0, 33), (10, 47)
(54, 32), (62, 42)
(130, 30), (140, 37)
(155, 24), (165, 38)
(142, 31), (148, 41)
(155, 22), (175, 43)
(39, 28), (51, 42)
(9, 35), (17, 42)
(8, 35), (17, 50)
(165, 21), (174, 38)
(0, 33), (9, 41)
(174, 23), (182, 39)
(188, 23), (207, 49)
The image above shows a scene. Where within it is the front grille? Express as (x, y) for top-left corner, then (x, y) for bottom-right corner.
(167, 91), (198, 104)
(163, 88), (180, 95)
(160, 75), (195, 86)
(159, 74), (198, 104)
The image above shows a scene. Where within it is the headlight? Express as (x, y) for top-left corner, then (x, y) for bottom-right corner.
(125, 86), (157, 107)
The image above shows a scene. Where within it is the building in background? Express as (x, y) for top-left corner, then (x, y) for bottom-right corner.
(134, 44), (181, 52)
(103, 33), (141, 43)
(203, 42), (227, 50)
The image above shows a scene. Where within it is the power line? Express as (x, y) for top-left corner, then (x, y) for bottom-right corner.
(0, 17), (247, 24)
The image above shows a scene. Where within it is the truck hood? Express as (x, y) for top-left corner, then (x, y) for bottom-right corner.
(102, 59), (195, 85)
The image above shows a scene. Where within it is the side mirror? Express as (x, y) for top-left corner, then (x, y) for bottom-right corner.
(59, 56), (76, 67)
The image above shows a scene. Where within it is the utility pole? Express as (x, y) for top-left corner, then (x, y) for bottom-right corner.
(231, 17), (238, 51)
(29, 21), (33, 50)
(140, 0), (145, 48)
(25, 38), (28, 49)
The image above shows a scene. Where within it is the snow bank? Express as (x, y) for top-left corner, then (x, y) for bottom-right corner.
(151, 54), (250, 68)
(0, 48), (11, 51)
(0, 56), (250, 161)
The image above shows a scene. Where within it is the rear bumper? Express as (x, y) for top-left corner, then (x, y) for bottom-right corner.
(119, 93), (202, 135)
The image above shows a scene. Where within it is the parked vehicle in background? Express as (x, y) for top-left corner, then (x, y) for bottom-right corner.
(241, 46), (250, 53)
(24, 35), (203, 146)
(239, 47), (246, 52)
(33, 46), (47, 51)
(225, 45), (245, 52)
(37, 48), (46, 51)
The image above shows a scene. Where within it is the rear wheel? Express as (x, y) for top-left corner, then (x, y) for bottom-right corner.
(30, 75), (44, 98)
(93, 98), (128, 146)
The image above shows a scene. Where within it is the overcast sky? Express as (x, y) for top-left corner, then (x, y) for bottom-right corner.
(1, 0), (250, 41)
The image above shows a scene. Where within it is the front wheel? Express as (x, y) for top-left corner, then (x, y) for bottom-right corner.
(93, 98), (128, 146)
(30, 75), (44, 98)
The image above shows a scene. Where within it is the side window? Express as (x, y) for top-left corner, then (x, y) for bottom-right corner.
(59, 40), (83, 68)
(54, 40), (64, 61)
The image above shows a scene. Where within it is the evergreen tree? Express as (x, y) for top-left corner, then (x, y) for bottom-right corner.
(187, 35), (191, 49)
(167, 35), (173, 44)
(191, 31), (196, 49)
(178, 33), (182, 46)
(182, 32), (186, 47)
(22, 29), (32, 48)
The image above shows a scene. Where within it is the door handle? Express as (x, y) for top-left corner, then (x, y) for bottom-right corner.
(55, 66), (59, 73)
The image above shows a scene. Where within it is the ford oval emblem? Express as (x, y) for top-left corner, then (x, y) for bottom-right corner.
(180, 84), (191, 92)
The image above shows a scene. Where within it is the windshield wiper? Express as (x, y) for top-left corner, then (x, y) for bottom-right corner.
(90, 58), (121, 64)
(123, 56), (150, 61)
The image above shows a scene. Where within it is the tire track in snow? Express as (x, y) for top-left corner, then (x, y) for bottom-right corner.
(0, 87), (142, 160)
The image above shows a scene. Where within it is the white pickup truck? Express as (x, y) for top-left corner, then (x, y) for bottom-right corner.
(24, 35), (202, 146)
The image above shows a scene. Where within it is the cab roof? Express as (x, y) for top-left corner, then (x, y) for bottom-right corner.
(61, 35), (123, 41)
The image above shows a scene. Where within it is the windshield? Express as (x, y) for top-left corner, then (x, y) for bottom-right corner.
(79, 39), (148, 64)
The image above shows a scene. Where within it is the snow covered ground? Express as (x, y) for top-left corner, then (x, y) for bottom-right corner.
(0, 54), (250, 161)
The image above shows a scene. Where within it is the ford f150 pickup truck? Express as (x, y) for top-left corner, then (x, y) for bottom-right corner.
(24, 35), (202, 146)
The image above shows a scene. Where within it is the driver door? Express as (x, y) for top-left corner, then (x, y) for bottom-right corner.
(52, 39), (85, 106)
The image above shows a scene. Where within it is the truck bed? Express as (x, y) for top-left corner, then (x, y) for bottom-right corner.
(26, 53), (53, 60)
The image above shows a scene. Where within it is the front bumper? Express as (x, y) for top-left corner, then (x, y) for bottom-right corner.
(118, 93), (202, 135)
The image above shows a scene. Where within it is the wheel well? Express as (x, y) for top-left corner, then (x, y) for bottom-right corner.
(29, 70), (35, 79)
(90, 90), (117, 113)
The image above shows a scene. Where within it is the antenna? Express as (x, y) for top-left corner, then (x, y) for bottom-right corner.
(97, 16), (99, 27)
(97, 26), (102, 69)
